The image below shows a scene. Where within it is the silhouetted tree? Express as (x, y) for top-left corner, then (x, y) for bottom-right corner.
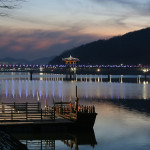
(0, 0), (24, 16)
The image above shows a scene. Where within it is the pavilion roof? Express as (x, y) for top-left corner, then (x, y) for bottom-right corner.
(62, 55), (80, 61)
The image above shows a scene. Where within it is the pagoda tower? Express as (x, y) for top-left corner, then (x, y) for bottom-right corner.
(62, 55), (79, 65)
(62, 55), (80, 80)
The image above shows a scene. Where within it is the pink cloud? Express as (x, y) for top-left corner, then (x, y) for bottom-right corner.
(0, 27), (98, 59)
(60, 39), (70, 44)
(33, 40), (55, 50)
(10, 45), (23, 51)
(0, 40), (9, 47)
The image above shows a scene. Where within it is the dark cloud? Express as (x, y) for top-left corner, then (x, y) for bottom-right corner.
(0, 27), (98, 60)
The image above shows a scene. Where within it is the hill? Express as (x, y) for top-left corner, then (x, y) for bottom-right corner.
(0, 56), (55, 65)
(50, 28), (150, 65)
(0, 57), (30, 64)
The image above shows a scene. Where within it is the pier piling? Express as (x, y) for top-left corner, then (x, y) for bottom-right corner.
(144, 74), (147, 81)
(30, 71), (33, 80)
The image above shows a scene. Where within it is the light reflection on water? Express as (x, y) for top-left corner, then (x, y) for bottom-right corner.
(0, 79), (150, 105)
(12, 100), (150, 150)
(1, 73), (150, 150)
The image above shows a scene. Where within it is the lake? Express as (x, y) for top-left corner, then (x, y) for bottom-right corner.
(0, 73), (150, 150)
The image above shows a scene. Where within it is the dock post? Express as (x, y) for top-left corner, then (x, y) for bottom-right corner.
(75, 85), (77, 98)
(75, 85), (79, 112)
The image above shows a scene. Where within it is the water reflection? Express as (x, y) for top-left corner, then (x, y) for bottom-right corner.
(101, 99), (150, 116)
(9, 99), (150, 150)
(1, 74), (150, 150)
(1, 79), (150, 104)
(13, 130), (97, 150)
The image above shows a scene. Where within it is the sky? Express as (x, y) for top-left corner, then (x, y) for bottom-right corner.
(0, 0), (150, 60)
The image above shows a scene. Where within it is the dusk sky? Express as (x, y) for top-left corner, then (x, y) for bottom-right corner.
(0, 0), (150, 60)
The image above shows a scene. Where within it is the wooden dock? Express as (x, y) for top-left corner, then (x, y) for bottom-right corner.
(0, 101), (97, 132)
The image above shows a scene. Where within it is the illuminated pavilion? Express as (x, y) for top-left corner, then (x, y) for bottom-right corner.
(62, 55), (80, 65)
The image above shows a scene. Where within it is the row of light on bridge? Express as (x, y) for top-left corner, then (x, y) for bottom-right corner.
(0, 64), (149, 68)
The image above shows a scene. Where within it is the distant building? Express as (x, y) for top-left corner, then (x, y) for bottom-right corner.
(62, 55), (80, 65)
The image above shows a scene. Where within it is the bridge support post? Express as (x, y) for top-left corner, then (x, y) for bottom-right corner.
(65, 67), (76, 81)
(144, 73), (147, 82)
(108, 74), (111, 82)
(70, 73), (72, 80)
(30, 71), (33, 80)
(101, 75), (102, 82)
(138, 75), (141, 83)
(120, 75), (123, 83)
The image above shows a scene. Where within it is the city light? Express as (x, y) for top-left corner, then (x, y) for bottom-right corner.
(97, 69), (100, 72)
(143, 68), (149, 73)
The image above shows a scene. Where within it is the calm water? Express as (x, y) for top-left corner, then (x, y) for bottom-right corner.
(1, 73), (150, 150)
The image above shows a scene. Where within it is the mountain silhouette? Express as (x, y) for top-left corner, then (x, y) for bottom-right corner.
(0, 56), (55, 65)
(50, 28), (150, 65)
